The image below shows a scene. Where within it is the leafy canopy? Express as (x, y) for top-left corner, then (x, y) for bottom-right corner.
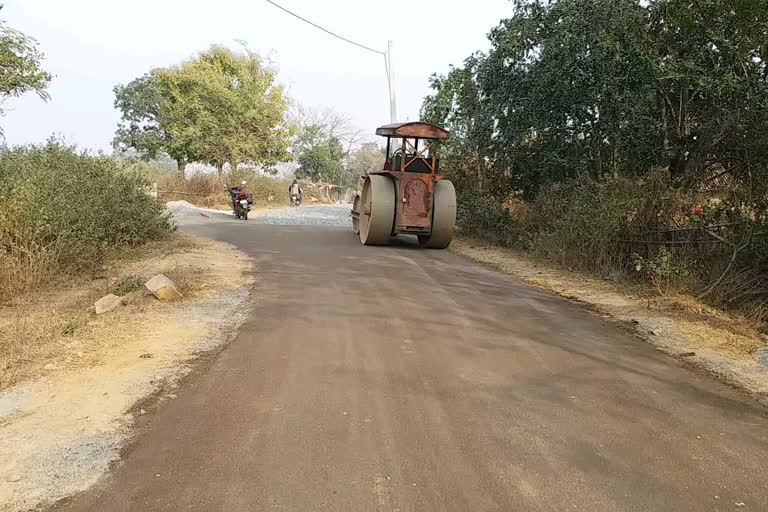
(114, 46), (293, 174)
(0, 17), (51, 136)
(421, 0), (768, 196)
(293, 123), (345, 183)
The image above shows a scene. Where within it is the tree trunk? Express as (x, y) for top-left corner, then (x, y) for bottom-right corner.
(216, 162), (224, 176)
(177, 160), (186, 180)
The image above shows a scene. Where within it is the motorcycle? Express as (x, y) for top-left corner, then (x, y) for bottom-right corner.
(290, 193), (302, 207)
(227, 181), (253, 221)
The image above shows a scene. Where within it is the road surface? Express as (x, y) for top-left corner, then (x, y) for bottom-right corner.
(56, 206), (768, 511)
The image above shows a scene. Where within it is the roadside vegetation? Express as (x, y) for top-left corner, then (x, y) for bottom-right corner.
(156, 170), (291, 209)
(422, 0), (768, 324)
(291, 107), (383, 189)
(0, 14), (170, 301)
(113, 51), (380, 208)
(0, 141), (171, 300)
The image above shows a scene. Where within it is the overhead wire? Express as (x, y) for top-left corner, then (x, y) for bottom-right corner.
(265, 0), (394, 121)
(265, 0), (385, 55)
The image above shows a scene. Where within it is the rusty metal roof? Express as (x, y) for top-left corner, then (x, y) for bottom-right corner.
(375, 122), (450, 140)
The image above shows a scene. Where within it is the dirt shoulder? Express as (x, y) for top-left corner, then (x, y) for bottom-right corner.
(0, 233), (253, 512)
(451, 237), (768, 405)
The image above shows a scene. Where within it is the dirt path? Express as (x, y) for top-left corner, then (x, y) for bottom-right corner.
(53, 220), (768, 511)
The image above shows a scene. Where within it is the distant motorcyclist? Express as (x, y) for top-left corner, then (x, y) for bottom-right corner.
(288, 179), (303, 205)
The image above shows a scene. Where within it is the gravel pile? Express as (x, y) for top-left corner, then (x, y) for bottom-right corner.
(256, 204), (352, 227)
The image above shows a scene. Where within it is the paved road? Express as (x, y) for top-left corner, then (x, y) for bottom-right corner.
(57, 209), (768, 511)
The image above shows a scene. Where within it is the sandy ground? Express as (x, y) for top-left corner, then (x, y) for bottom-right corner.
(0, 233), (253, 512)
(450, 237), (768, 405)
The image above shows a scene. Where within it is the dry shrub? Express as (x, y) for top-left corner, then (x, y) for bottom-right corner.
(0, 141), (171, 301)
(502, 197), (529, 222)
(156, 170), (290, 208)
(0, 238), (58, 299)
(160, 173), (229, 208)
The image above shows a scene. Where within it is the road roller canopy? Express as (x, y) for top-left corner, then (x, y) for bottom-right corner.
(375, 122), (450, 140)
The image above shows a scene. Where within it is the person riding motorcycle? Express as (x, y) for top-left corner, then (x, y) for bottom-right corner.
(227, 181), (253, 219)
(229, 181), (248, 206)
(288, 179), (303, 205)
(230, 180), (247, 197)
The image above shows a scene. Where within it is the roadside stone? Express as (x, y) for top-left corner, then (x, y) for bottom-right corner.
(145, 274), (183, 301)
(94, 294), (122, 315)
(5, 471), (21, 483)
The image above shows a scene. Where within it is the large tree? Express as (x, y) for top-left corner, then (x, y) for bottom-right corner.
(0, 16), (51, 138)
(422, 0), (768, 196)
(113, 45), (293, 176)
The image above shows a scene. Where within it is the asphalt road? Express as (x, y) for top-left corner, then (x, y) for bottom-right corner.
(56, 209), (768, 511)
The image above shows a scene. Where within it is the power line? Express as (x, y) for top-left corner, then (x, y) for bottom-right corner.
(265, 0), (385, 56)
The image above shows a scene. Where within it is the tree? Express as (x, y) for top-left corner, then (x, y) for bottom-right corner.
(113, 74), (194, 174)
(421, 0), (768, 196)
(155, 46), (293, 174)
(292, 107), (362, 185)
(114, 45), (293, 177)
(0, 17), (51, 137)
(293, 123), (345, 182)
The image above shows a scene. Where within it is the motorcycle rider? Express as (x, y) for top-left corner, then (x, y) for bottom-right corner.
(229, 180), (247, 202)
(288, 179), (303, 204)
(227, 180), (252, 216)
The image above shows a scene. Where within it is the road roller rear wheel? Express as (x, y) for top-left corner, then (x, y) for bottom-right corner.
(418, 179), (456, 249)
(352, 195), (361, 234)
(359, 175), (395, 246)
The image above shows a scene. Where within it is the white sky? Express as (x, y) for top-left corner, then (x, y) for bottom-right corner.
(1, 0), (510, 153)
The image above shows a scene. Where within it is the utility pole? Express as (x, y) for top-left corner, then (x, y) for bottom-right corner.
(387, 40), (397, 123)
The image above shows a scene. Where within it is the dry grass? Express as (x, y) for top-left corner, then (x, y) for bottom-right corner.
(0, 232), (240, 390)
(0, 240), (59, 300)
(157, 171), (290, 209)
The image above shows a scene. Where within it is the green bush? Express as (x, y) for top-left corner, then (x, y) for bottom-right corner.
(0, 140), (171, 298)
(525, 179), (640, 274)
(455, 188), (520, 246)
(455, 175), (768, 315)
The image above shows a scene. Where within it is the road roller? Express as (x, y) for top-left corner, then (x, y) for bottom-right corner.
(351, 122), (456, 248)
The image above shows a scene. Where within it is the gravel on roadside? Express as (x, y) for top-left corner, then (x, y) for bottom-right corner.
(255, 204), (351, 227)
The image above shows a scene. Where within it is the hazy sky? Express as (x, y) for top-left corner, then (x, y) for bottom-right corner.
(2, 0), (511, 152)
